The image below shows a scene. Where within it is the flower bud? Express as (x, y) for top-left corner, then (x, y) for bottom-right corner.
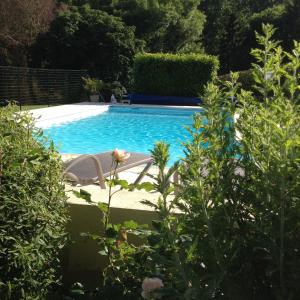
(141, 277), (164, 299)
(112, 149), (131, 163)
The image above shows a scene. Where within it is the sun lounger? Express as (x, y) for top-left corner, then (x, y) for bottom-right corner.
(63, 151), (153, 189)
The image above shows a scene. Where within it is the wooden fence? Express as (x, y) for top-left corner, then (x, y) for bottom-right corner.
(0, 66), (88, 106)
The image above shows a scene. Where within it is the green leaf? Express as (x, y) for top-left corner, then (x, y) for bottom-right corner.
(147, 233), (161, 246)
(123, 220), (139, 230)
(136, 182), (155, 191)
(111, 179), (129, 189)
(140, 199), (158, 209)
(152, 220), (162, 231)
(105, 227), (118, 238)
(72, 189), (92, 203)
(98, 202), (108, 214)
(70, 282), (85, 296)
(98, 250), (108, 256)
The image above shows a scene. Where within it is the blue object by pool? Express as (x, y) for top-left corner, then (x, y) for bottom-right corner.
(128, 94), (201, 106)
(43, 106), (203, 165)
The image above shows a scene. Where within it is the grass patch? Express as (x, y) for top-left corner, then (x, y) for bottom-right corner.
(20, 104), (61, 111)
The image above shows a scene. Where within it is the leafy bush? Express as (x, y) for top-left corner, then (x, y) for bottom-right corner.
(133, 53), (219, 97)
(0, 106), (69, 299)
(102, 81), (127, 101)
(167, 25), (300, 299)
(219, 69), (254, 91)
(158, 24), (300, 299)
(82, 24), (300, 300)
(82, 77), (104, 95)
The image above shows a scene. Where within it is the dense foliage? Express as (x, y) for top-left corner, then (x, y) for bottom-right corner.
(218, 70), (254, 92)
(31, 5), (139, 85)
(75, 25), (300, 300)
(166, 28), (300, 299)
(0, 107), (69, 299)
(57, 0), (205, 53)
(133, 53), (219, 97)
(200, 0), (300, 73)
(1, 0), (299, 83)
(111, 0), (205, 53)
(169, 25), (300, 299)
(0, 0), (55, 66)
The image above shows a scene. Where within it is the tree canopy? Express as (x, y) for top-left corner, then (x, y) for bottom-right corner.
(0, 0), (299, 82)
(31, 5), (139, 84)
(111, 0), (205, 53)
(0, 0), (55, 65)
(200, 0), (300, 73)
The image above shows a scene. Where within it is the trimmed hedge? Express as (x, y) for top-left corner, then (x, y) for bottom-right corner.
(133, 53), (219, 97)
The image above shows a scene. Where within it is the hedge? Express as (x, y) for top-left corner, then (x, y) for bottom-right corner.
(133, 53), (219, 97)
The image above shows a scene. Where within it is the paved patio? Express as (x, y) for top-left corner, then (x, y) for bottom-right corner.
(62, 154), (164, 211)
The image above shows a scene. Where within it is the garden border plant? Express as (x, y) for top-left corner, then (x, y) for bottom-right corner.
(0, 106), (69, 300)
(72, 24), (300, 300)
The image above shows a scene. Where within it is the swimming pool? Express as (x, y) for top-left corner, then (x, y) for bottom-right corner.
(43, 106), (202, 165)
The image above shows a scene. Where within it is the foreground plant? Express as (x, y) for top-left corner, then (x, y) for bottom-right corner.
(172, 24), (300, 299)
(73, 24), (300, 300)
(73, 148), (154, 299)
(0, 106), (69, 299)
(106, 24), (300, 300)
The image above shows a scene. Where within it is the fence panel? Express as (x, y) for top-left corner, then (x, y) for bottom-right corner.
(0, 66), (88, 106)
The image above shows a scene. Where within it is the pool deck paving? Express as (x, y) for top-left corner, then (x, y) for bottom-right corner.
(62, 155), (166, 212)
(30, 102), (109, 129)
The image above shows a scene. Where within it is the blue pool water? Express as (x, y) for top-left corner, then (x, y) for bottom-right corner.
(43, 106), (202, 165)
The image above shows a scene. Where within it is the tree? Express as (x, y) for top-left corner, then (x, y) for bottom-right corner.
(200, 0), (299, 74)
(59, 0), (206, 53)
(112, 0), (206, 53)
(30, 5), (140, 85)
(0, 0), (56, 65)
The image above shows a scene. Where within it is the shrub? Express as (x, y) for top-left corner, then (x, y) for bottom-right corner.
(168, 25), (300, 299)
(102, 81), (127, 101)
(159, 24), (300, 299)
(0, 106), (69, 299)
(84, 24), (300, 300)
(82, 77), (104, 95)
(133, 53), (219, 97)
(219, 69), (254, 91)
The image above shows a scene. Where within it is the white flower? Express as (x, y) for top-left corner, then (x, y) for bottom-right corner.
(141, 277), (164, 299)
(112, 149), (130, 163)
